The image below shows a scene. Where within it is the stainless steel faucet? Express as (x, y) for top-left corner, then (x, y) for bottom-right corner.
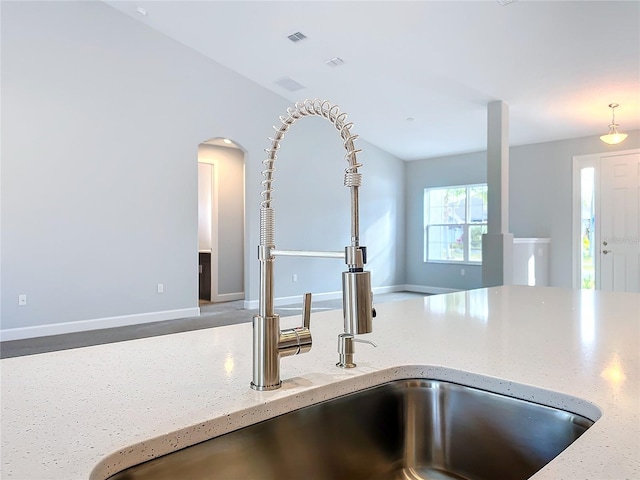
(251, 99), (375, 391)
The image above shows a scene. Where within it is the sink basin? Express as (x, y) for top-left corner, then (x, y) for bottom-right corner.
(108, 379), (594, 480)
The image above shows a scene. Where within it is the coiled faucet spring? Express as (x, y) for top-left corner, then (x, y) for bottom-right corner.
(260, 99), (363, 249)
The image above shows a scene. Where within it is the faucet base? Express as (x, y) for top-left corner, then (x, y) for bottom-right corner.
(252, 310), (313, 391)
(336, 360), (356, 369)
(250, 381), (282, 391)
(251, 314), (282, 390)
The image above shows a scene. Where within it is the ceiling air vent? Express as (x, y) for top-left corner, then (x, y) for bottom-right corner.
(275, 77), (305, 92)
(325, 57), (345, 67)
(287, 32), (307, 43)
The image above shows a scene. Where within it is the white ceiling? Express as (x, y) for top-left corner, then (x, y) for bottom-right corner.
(105, 0), (639, 160)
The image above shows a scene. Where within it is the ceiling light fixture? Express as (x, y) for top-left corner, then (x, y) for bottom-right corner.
(135, 6), (148, 16)
(600, 103), (628, 145)
(223, 138), (232, 145)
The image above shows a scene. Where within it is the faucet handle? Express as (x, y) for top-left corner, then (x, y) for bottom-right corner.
(353, 337), (377, 348)
(302, 292), (312, 329)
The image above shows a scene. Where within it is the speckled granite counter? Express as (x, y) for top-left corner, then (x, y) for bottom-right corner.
(1, 286), (638, 479)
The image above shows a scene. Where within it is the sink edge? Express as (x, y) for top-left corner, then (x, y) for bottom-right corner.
(90, 364), (602, 480)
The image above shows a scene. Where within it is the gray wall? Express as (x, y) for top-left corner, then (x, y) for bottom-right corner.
(0, 1), (405, 333)
(253, 115), (406, 299)
(3, 0), (633, 334)
(510, 132), (640, 288)
(405, 151), (487, 290)
(405, 131), (640, 290)
(198, 145), (244, 296)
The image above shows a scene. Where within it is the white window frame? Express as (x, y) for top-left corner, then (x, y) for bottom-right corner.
(423, 184), (487, 265)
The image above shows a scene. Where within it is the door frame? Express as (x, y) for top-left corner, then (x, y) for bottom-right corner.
(572, 148), (640, 289)
(209, 161), (221, 302)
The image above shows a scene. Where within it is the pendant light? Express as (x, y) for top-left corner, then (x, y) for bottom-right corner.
(600, 103), (628, 145)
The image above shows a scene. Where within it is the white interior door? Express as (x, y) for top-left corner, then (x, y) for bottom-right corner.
(599, 152), (640, 292)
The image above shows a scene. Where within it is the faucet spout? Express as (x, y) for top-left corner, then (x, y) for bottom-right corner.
(251, 99), (375, 391)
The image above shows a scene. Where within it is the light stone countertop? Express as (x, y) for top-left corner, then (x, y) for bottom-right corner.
(1, 286), (638, 479)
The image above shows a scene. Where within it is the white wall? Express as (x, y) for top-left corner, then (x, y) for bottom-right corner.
(197, 163), (213, 251)
(0, 1), (406, 337)
(405, 131), (640, 290)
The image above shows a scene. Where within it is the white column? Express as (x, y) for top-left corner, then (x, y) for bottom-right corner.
(482, 101), (513, 287)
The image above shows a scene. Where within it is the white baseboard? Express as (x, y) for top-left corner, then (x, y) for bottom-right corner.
(243, 290), (342, 310)
(372, 285), (407, 294)
(243, 285), (412, 309)
(211, 292), (244, 303)
(0, 285), (458, 341)
(402, 284), (460, 295)
(0, 307), (201, 342)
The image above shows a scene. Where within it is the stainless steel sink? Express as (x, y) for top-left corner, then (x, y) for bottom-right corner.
(108, 379), (594, 480)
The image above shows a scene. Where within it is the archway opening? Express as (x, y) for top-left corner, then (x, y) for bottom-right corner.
(197, 137), (246, 304)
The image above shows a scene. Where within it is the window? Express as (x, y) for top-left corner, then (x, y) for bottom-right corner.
(424, 184), (488, 263)
(580, 168), (595, 289)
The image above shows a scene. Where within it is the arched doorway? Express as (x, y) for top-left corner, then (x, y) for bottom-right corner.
(197, 137), (245, 303)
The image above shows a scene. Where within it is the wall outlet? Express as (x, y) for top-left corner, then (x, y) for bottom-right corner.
(157, 283), (164, 294)
(292, 274), (298, 283)
(18, 294), (27, 306)
(461, 268), (465, 276)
